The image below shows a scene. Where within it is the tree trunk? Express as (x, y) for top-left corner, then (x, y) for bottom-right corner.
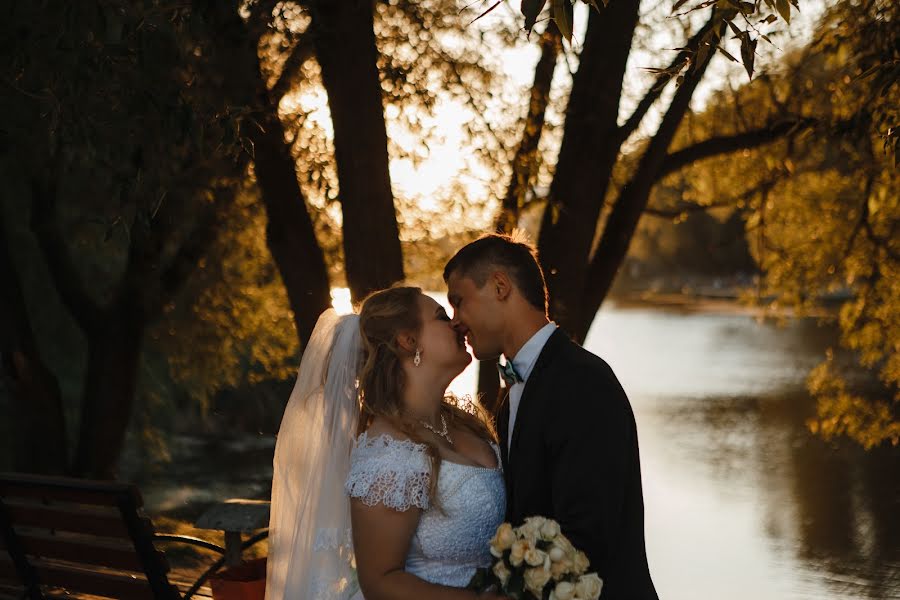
(536, 0), (641, 335)
(575, 18), (725, 341)
(496, 23), (562, 234)
(65, 197), (233, 478)
(205, 0), (333, 347)
(250, 89), (332, 345)
(0, 209), (68, 474)
(72, 312), (144, 479)
(310, 0), (404, 301)
(32, 164), (233, 478)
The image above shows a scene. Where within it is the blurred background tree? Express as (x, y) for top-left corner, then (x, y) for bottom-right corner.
(1, 1), (247, 477)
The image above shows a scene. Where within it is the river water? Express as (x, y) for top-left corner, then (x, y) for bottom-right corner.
(142, 300), (899, 600)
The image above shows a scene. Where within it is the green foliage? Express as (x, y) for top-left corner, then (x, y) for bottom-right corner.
(512, 0), (796, 79)
(8, 2), (239, 168)
(153, 190), (300, 405)
(663, 0), (899, 447)
(1, 1), (249, 470)
(816, 0), (899, 165)
(2, 1), (246, 297)
(807, 354), (900, 450)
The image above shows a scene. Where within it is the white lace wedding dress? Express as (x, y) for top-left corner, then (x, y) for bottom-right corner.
(343, 431), (506, 593)
(265, 311), (508, 600)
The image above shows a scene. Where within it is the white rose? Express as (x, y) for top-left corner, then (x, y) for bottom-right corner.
(572, 550), (590, 575)
(550, 557), (573, 580)
(509, 539), (529, 567)
(575, 573), (603, 600)
(540, 519), (562, 541)
(549, 546), (567, 563)
(552, 534), (576, 558)
(517, 519), (541, 544)
(523, 566), (552, 597)
(490, 522), (516, 556)
(524, 548), (548, 567)
(492, 560), (511, 586)
(552, 581), (576, 600)
(524, 516), (548, 530)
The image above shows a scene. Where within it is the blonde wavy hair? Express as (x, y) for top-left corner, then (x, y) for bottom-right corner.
(357, 286), (498, 505)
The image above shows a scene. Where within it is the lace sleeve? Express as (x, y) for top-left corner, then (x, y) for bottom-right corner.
(345, 433), (432, 512)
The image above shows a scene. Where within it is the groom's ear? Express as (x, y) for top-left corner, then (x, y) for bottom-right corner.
(491, 271), (513, 302)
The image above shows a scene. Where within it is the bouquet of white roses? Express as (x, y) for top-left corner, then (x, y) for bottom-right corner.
(468, 517), (603, 600)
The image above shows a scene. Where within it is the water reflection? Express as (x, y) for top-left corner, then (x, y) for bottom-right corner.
(583, 303), (899, 600)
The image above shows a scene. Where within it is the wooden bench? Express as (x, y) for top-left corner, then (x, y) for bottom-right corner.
(0, 472), (255, 599)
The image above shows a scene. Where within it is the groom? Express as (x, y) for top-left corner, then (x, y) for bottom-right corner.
(444, 234), (658, 600)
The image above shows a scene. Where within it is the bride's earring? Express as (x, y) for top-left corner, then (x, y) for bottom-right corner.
(414, 348), (421, 367)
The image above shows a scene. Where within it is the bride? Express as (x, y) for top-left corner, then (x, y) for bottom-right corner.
(265, 286), (508, 600)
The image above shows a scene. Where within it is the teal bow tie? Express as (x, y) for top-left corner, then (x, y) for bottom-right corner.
(498, 359), (523, 387)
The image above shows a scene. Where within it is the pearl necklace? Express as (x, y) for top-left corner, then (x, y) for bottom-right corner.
(420, 414), (453, 445)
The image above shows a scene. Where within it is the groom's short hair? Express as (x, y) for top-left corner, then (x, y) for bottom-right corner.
(443, 233), (548, 315)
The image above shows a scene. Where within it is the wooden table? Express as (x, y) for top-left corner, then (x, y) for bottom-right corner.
(194, 499), (270, 566)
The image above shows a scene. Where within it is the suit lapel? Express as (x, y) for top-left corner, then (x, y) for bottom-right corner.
(508, 329), (568, 464)
(496, 389), (510, 472)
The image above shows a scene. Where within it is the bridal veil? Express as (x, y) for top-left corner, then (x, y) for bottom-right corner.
(265, 309), (362, 600)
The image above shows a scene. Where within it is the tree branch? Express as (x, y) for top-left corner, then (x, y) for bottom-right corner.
(577, 13), (724, 337)
(617, 17), (718, 145)
(643, 199), (735, 218)
(655, 117), (818, 181)
(118, 187), (232, 320)
(861, 199), (900, 263)
(270, 32), (315, 100)
(496, 22), (561, 233)
(30, 175), (105, 333)
(844, 174), (876, 260)
(157, 196), (228, 311)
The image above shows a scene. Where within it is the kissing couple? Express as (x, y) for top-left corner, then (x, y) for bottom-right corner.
(265, 234), (658, 600)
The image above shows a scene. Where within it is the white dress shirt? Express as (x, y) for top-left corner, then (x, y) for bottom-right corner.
(506, 322), (558, 453)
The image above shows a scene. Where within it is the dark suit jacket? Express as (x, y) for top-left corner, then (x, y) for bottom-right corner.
(497, 329), (658, 600)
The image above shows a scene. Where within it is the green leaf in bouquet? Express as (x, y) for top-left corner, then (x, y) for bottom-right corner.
(506, 570), (526, 600)
(467, 567), (492, 591)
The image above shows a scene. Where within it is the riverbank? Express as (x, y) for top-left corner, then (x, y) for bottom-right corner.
(609, 288), (840, 318)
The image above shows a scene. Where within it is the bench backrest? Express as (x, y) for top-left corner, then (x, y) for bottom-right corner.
(0, 473), (181, 600)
